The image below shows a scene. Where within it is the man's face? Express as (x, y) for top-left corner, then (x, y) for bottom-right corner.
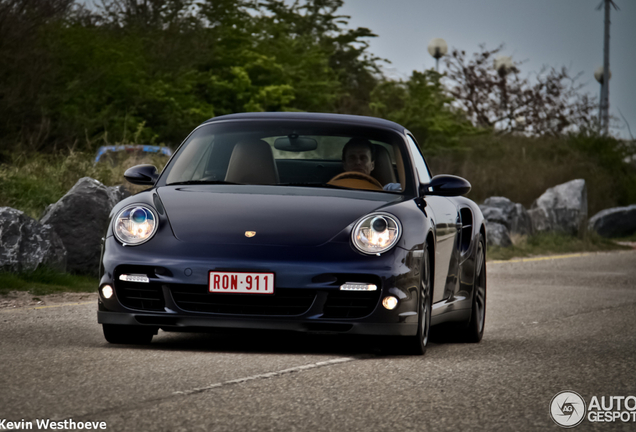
(343, 145), (374, 175)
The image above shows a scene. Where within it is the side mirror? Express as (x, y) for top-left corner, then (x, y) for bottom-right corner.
(420, 174), (471, 197)
(124, 164), (158, 185)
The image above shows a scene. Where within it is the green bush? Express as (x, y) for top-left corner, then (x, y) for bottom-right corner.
(0, 150), (168, 219)
(0, 267), (97, 296)
(426, 133), (636, 215)
(487, 231), (630, 261)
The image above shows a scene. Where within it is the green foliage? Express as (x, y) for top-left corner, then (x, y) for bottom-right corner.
(0, 266), (97, 296)
(0, 0), (393, 153)
(487, 231), (629, 261)
(0, 150), (168, 219)
(370, 70), (479, 150)
(427, 133), (636, 215)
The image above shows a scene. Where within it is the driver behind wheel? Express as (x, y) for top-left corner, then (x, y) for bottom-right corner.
(328, 138), (402, 191)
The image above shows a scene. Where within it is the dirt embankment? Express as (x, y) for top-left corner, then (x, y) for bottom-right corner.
(0, 292), (98, 310)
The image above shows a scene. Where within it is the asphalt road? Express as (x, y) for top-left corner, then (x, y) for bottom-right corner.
(1, 250), (635, 432)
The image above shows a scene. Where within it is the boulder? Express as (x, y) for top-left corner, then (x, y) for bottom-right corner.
(485, 221), (512, 248)
(0, 207), (66, 272)
(528, 179), (587, 236)
(588, 204), (636, 238)
(40, 177), (130, 275)
(480, 196), (533, 237)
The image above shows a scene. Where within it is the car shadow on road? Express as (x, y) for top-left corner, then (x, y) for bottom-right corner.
(105, 328), (386, 356)
(100, 327), (485, 358)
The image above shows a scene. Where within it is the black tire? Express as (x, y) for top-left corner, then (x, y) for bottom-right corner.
(462, 234), (486, 343)
(103, 324), (155, 345)
(403, 243), (432, 355)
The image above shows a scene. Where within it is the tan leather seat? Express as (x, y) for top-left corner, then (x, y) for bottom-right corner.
(372, 145), (397, 186)
(225, 140), (279, 185)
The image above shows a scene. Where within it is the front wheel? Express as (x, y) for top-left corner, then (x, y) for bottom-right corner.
(462, 234), (487, 343)
(404, 244), (432, 355)
(103, 324), (156, 345)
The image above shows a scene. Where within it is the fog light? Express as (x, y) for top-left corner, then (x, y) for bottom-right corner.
(102, 285), (113, 299)
(382, 296), (398, 310)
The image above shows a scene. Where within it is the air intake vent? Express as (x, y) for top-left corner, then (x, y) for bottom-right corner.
(115, 280), (165, 311)
(170, 285), (316, 316)
(322, 289), (380, 318)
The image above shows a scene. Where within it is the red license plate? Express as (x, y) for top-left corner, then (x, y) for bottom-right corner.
(209, 271), (275, 294)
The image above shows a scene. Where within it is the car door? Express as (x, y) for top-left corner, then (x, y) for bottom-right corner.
(405, 135), (460, 304)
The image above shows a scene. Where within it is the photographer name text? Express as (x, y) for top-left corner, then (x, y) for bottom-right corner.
(0, 419), (107, 430)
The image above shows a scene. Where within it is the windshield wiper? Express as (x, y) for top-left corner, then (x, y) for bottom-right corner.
(167, 180), (240, 186)
(278, 182), (328, 187)
(279, 182), (365, 191)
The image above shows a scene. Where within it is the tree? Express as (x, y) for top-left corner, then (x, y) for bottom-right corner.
(0, 0), (75, 152)
(370, 70), (476, 149)
(443, 45), (598, 136)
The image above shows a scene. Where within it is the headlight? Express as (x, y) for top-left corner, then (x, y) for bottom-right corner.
(113, 205), (158, 245)
(351, 213), (401, 255)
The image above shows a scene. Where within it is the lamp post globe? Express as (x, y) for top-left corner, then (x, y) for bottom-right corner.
(427, 38), (448, 72)
(594, 66), (611, 84)
(494, 55), (513, 77)
(494, 55), (513, 114)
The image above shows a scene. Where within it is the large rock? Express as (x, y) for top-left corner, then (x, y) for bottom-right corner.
(485, 220), (512, 248)
(0, 207), (66, 272)
(588, 204), (636, 238)
(480, 196), (532, 237)
(40, 177), (130, 275)
(528, 179), (587, 236)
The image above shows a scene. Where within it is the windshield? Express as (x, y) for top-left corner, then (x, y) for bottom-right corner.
(162, 120), (411, 193)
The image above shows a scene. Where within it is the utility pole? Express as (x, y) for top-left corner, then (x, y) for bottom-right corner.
(598, 0), (619, 135)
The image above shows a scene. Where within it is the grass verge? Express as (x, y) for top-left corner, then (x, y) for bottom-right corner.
(615, 233), (636, 242)
(0, 267), (98, 296)
(0, 150), (168, 219)
(487, 231), (631, 261)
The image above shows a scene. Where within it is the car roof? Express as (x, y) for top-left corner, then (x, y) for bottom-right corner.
(202, 112), (406, 134)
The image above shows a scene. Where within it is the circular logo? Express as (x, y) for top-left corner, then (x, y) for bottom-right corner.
(550, 391), (586, 428)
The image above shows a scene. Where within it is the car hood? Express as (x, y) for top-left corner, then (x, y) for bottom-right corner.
(157, 185), (403, 247)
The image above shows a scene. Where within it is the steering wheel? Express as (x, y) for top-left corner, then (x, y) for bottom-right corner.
(327, 171), (384, 191)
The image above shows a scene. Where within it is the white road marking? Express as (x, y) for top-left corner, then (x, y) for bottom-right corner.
(173, 357), (358, 396)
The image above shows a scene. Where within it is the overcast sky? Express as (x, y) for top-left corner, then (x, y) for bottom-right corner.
(338, 0), (635, 139)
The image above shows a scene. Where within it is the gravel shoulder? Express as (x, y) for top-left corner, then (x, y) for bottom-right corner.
(0, 291), (98, 310)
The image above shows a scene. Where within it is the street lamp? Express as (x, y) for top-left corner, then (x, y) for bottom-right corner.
(594, 65), (611, 130)
(494, 55), (513, 112)
(494, 55), (513, 77)
(427, 38), (448, 72)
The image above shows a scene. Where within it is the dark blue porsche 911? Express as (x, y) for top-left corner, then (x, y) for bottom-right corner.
(97, 112), (487, 355)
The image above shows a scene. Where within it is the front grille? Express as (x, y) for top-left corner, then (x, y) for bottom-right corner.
(170, 284), (316, 316)
(115, 280), (165, 311)
(322, 289), (381, 318)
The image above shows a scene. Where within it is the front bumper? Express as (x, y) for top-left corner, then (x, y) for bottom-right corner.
(98, 235), (424, 336)
(97, 310), (417, 336)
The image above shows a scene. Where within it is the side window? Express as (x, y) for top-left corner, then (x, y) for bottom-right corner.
(406, 135), (432, 183)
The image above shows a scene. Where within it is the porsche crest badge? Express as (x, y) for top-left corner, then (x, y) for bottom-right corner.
(245, 231), (256, 238)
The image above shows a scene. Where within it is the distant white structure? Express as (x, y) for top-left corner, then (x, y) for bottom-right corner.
(494, 56), (513, 76)
(594, 65), (612, 130)
(594, 65), (612, 83)
(427, 38), (448, 72)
